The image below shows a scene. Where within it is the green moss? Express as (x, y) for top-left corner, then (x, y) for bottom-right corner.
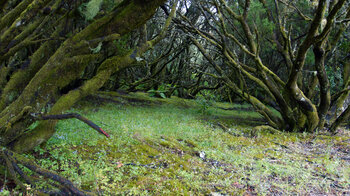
(13, 92), (348, 195)
(0, 0), (51, 42)
(0, 28), (62, 110)
(0, 0), (32, 31)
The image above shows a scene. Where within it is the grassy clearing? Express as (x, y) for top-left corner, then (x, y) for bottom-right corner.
(17, 92), (350, 195)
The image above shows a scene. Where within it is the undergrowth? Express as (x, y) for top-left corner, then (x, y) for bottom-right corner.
(6, 92), (349, 195)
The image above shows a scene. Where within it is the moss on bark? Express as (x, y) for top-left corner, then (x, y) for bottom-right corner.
(2, 0), (168, 152)
(0, 0), (32, 30)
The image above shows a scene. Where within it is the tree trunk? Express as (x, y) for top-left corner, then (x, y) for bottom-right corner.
(0, 0), (167, 153)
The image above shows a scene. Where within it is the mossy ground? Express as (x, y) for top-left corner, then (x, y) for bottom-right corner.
(3, 91), (349, 195)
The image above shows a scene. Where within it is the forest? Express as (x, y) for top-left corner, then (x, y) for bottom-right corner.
(0, 0), (349, 195)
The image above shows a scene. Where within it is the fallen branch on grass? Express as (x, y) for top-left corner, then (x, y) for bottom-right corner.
(32, 113), (110, 138)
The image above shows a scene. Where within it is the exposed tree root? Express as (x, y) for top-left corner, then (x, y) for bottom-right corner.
(1, 148), (92, 195)
(1, 112), (110, 194)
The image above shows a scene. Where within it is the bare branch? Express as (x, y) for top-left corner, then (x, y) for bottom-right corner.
(32, 113), (110, 138)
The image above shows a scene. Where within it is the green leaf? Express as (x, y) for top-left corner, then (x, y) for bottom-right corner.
(147, 89), (156, 93)
(160, 92), (167, 99)
(148, 92), (156, 97)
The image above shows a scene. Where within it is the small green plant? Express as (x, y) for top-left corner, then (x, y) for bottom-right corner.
(195, 96), (213, 115)
(147, 89), (167, 98)
(147, 84), (172, 98)
(0, 189), (10, 196)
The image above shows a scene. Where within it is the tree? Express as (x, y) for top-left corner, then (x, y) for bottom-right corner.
(174, 0), (349, 132)
(0, 0), (177, 193)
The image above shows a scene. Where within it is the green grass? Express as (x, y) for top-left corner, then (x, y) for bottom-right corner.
(23, 92), (350, 195)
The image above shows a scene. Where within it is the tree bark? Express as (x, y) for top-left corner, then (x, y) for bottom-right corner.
(0, 0), (167, 153)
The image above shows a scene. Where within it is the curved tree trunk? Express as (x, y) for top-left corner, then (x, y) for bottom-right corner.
(175, 0), (348, 132)
(0, 0), (167, 153)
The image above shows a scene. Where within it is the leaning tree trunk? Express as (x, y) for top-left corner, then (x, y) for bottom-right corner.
(0, 1), (179, 193)
(0, 0), (167, 153)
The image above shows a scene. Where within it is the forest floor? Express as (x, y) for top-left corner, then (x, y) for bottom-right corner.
(3, 91), (349, 195)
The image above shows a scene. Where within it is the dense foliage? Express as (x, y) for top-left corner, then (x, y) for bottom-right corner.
(119, 0), (350, 133)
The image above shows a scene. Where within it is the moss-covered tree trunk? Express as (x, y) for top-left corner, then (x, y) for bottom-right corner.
(0, 0), (167, 153)
(175, 0), (349, 133)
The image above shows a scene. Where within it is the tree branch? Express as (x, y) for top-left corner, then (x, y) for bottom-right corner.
(32, 113), (110, 138)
